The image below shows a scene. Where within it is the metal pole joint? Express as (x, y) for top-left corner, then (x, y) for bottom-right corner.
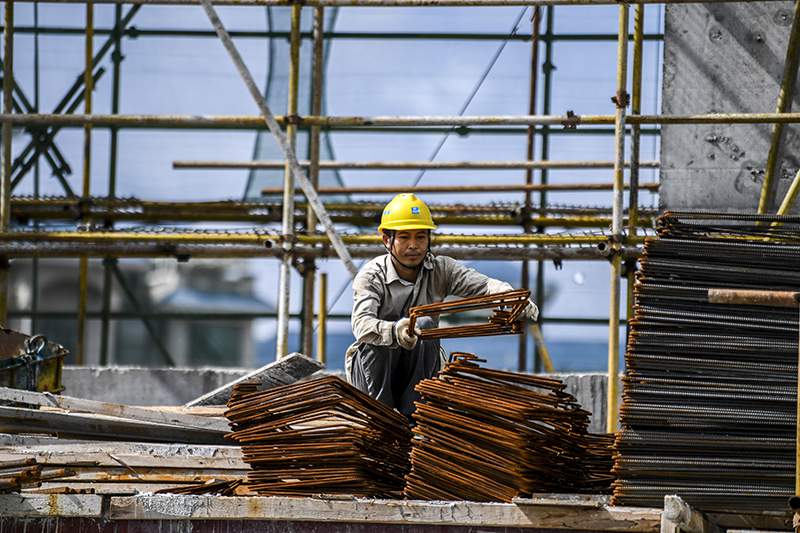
(561, 110), (579, 129)
(612, 90), (630, 108)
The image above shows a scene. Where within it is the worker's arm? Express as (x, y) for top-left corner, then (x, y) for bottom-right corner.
(444, 256), (539, 320)
(351, 272), (400, 347)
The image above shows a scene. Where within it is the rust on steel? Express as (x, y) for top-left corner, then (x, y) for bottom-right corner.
(708, 288), (800, 308)
(408, 289), (531, 339)
(224, 376), (411, 497)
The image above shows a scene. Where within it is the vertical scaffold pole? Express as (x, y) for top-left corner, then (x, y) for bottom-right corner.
(77, 0), (94, 365)
(520, 6), (541, 373)
(302, 6), (324, 358)
(277, 5), (301, 359)
(607, 3), (629, 433)
(625, 3), (644, 338)
(0, 0), (13, 326)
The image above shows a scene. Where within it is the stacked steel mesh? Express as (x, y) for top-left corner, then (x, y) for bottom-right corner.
(613, 212), (800, 511)
(225, 376), (411, 497)
(404, 353), (594, 502)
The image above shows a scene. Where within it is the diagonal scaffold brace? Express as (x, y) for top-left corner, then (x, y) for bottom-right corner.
(197, 0), (358, 279)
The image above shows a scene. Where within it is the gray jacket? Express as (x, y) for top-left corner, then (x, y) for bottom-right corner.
(345, 253), (537, 377)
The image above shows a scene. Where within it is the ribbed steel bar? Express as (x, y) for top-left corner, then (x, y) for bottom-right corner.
(225, 376), (411, 497)
(614, 212), (800, 512)
(408, 289), (530, 339)
(405, 353), (610, 502)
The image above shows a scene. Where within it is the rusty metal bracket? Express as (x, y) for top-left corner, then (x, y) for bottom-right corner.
(611, 90), (630, 109)
(561, 110), (580, 130)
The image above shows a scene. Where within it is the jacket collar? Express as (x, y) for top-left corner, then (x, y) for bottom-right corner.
(383, 253), (434, 285)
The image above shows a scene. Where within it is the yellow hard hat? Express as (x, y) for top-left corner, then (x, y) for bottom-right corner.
(377, 193), (437, 232)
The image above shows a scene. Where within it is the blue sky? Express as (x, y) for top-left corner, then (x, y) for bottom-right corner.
(10, 4), (664, 369)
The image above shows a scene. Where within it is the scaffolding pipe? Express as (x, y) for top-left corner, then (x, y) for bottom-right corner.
(302, 6), (325, 358)
(260, 182), (658, 195)
(772, 168), (800, 218)
(10, 207), (655, 228)
(607, 3), (628, 434)
(0, 0), (12, 325)
(0, 241), (642, 261)
(757, 0), (800, 214)
(275, 4), (301, 360)
(317, 271), (327, 364)
(0, 25), (666, 43)
(626, 2), (644, 333)
(183, 159), (659, 170)
(8, 111), (800, 128)
(535, 5), (554, 373)
(520, 5), (542, 373)
(0, 230), (638, 246)
(100, 2), (125, 367)
(77, 0), (94, 365)
(8, 0), (789, 7)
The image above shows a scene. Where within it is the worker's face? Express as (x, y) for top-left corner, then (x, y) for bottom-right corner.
(384, 230), (429, 268)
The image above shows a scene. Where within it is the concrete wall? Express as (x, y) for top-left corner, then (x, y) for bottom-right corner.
(660, 1), (800, 211)
(62, 366), (612, 433)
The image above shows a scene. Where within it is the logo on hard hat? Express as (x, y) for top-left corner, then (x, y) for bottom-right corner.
(411, 207), (420, 215)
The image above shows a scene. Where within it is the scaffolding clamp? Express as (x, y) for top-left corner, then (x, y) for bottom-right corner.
(611, 90), (630, 109)
(561, 110), (580, 130)
(285, 114), (302, 126)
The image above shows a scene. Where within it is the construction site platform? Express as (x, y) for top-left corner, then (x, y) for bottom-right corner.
(0, 493), (791, 532)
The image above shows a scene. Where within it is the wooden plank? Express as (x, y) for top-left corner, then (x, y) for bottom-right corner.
(109, 495), (662, 531)
(53, 470), (243, 482)
(0, 441), (244, 459)
(144, 406), (228, 417)
(0, 386), (230, 432)
(0, 493), (103, 517)
(0, 405), (228, 445)
(185, 353), (323, 407)
(0, 450), (247, 470)
(29, 482), (186, 495)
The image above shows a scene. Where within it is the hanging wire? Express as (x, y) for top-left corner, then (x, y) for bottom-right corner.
(317, 8), (534, 328)
(412, 6), (531, 187)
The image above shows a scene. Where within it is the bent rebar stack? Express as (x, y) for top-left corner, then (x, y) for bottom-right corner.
(404, 353), (592, 502)
(225, 376), (411, 497)
(613, 212), (800, 511)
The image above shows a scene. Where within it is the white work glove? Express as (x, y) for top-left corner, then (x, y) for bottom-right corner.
(524, 300), (539, 321)
(394, 317), (421, 350)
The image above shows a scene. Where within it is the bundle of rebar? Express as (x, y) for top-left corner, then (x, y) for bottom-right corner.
(0, 458), (75, 492)
(409, 289), (530, 340)
(404, 353), (592, 502)
(613, 211), (799, 511)
(225, 376), (411, 498)
(579, 433), (615, 493)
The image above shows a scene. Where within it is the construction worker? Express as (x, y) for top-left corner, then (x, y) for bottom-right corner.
(346, 193), (538, 419)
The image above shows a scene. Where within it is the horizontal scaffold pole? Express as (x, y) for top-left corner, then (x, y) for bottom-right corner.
(0, 230), (643, 246)
(258, 183), (659, 195)
(176, 160), (660, 170)
(5, 112), (800, 129)
(0, 241), (642, 261)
